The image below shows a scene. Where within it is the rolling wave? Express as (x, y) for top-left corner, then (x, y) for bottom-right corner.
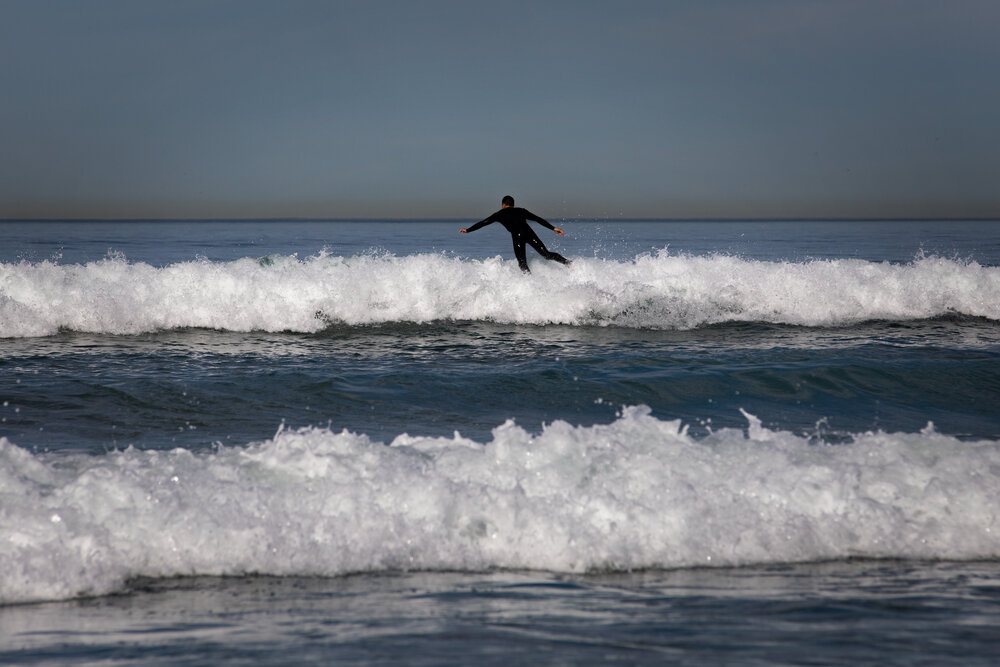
(2, 406), (998, 604)
(1, 251), (998, 337)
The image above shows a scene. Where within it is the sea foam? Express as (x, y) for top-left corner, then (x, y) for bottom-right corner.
(1, 251), (998, 337)
(2, 407), (998, 604)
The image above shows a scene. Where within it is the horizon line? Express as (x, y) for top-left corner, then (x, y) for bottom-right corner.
(3, 216), (999, 223)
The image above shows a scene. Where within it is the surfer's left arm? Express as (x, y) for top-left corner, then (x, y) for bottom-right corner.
(459, 213), (498, 234)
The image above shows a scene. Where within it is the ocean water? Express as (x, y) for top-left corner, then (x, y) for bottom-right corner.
(1, 219), (999, 664)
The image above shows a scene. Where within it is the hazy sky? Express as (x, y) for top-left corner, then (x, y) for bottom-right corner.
(2, 0), (998, 219)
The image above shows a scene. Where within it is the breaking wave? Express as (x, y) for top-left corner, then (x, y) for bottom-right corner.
(1, 251), (998, 337)
(2, 407), (999, 604)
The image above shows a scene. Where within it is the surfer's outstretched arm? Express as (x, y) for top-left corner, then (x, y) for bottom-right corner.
(522, 208), (565, 236)
(459, 215), (496, 234)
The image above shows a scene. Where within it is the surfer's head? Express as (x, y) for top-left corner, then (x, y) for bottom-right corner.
(501, 195), (515, 208)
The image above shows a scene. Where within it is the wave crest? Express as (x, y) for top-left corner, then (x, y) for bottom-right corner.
(1, 251), (998, 337)
(2, 407), (999, 603)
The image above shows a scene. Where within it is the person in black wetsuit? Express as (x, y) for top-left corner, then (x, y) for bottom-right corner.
(459, 195), (571, 272)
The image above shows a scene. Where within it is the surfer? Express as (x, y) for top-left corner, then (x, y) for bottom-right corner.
(459, 195), (571, 272)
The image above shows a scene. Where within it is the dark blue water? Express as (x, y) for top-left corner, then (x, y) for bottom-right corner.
(2, 220), (999, 664)
(3, 219), (998, 265)
(3, 564), (999, 665)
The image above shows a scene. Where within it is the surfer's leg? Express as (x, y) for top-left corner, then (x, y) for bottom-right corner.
(527, 234), (570, 265)
(512, 234), (530, 272)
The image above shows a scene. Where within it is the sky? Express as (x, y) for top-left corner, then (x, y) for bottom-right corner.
(1, 0), (998, 220)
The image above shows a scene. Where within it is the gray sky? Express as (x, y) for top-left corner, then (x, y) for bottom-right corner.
(2, 0), (998, 219)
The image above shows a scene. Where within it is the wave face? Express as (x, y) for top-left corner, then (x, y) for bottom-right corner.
(2, 407), (999, 604)
(2, 252), (998, 337)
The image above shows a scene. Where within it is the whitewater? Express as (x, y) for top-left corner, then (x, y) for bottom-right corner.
(3, 406), (999, 605)
(2, 250), (999, 337)
(2, 220), (1000, 664)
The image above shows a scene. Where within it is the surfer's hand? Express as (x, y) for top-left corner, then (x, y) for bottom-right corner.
(553, 228), (565, 236)
(459, 228), (468, 234)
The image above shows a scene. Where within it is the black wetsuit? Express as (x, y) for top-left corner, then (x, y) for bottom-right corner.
(465, 207), (570, 272)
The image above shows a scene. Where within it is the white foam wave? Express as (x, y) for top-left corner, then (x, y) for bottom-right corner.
(2, 407), (998, 604)
(1, 251), (998, 337)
